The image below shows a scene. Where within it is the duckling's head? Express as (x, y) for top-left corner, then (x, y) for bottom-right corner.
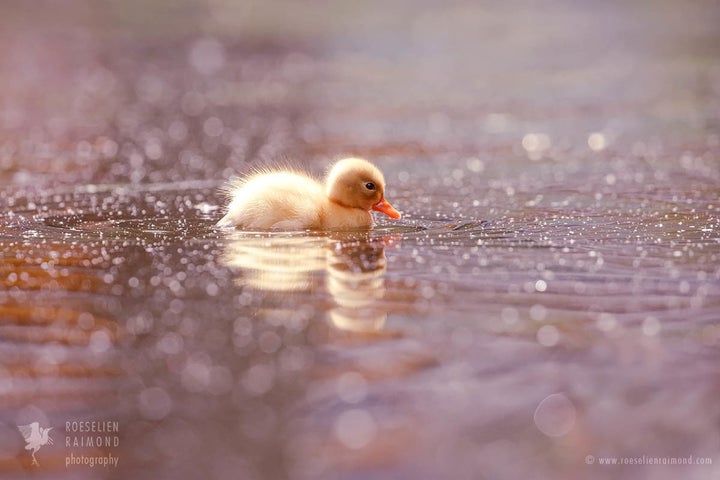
(325, 157), (401, 219)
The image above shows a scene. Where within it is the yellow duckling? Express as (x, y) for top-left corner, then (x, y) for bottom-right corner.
(216, 157), (401, 230)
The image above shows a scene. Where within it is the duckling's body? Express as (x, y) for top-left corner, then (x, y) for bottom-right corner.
(217, 158), (400, 231)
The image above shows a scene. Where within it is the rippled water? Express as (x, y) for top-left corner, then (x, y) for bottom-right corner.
(2, 1), (720, 479)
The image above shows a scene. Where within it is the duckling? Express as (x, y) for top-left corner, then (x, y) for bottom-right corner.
(216, 157), (401, 230)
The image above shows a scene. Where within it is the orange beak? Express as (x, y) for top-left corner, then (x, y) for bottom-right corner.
(372, 198), (401, 219)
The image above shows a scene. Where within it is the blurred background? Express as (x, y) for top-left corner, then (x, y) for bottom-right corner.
(1, 1), (719, 480)
(2, 0), (719, 185)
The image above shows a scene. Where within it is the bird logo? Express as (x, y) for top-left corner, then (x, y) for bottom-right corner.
(17, 422), (54, 466)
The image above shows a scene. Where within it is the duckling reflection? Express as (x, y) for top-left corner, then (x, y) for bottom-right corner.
(326, 240), (387, 332)
(221, 234), (388, 332)
(221, 236), (327, 292)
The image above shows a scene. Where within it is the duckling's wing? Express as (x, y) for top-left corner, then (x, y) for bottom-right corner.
(217, 172), (325, 229)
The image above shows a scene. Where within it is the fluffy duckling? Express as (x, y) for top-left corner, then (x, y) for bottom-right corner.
(216, 157), (401, 230)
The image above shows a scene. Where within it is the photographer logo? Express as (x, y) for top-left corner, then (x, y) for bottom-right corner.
(17, 422), (54, 466)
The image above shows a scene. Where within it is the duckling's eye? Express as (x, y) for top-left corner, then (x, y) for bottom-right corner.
(365, 182), (376, 191)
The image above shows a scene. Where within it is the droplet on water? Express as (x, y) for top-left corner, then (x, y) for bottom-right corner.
(334, 409), (377, 449)
(588, 132), (608, 151)
(138, 387), (173, 420)
(534, 393), (576, 437)
(537, 325), (559, 347)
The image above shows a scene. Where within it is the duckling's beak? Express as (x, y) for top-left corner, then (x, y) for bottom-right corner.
(372, 198), (401, 219)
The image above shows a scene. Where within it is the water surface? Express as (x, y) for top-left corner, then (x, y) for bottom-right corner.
(1, 1), (719, 479)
